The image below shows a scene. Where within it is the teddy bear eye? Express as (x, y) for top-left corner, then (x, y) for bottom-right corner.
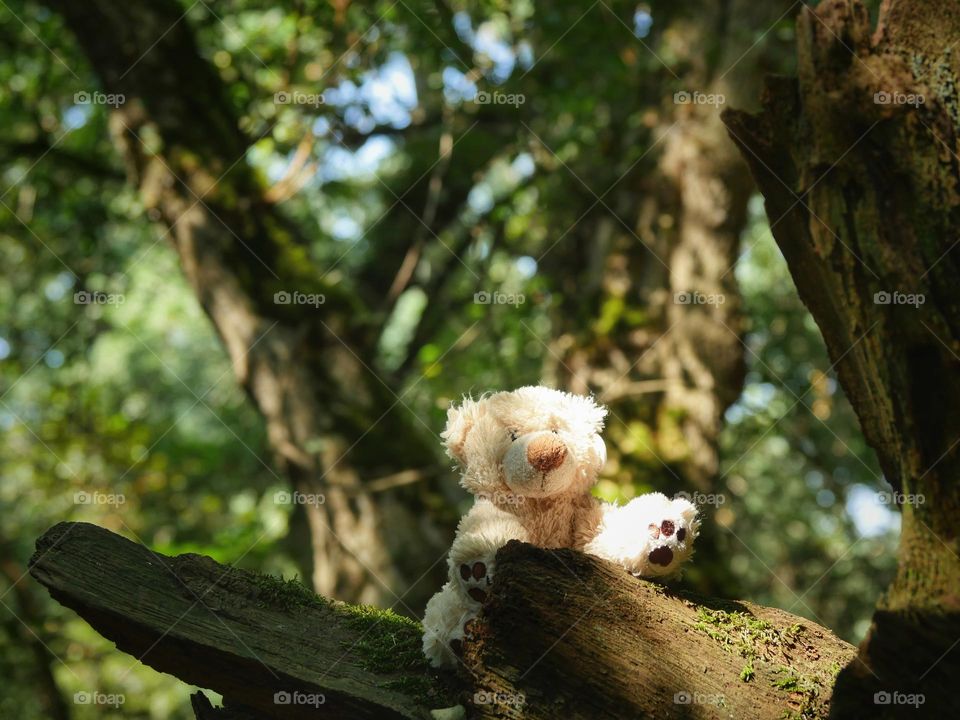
(508, 429), (518, 441)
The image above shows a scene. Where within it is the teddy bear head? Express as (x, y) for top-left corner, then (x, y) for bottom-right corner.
(441, 386), (607, 499)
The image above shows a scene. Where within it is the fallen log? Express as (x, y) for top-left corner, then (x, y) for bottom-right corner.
(29, 522), (456, 720)
(29, 522), (858, 718)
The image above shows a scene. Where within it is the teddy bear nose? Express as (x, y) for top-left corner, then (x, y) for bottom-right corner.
(526, 434), (567, 473)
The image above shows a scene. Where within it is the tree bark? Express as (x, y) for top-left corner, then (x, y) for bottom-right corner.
(30, 522), (857, 719)
(722, 0), (960, 714)
(44, 0), (453, 609)
(30, 522), (457, 720)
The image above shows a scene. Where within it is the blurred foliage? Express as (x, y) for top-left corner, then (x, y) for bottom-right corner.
(0, 0), (897, 717)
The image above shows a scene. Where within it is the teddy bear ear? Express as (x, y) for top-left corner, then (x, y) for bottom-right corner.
(441, 397), (477, 464)
(582, 394), (608, 433)
(591, 432), (608, 469)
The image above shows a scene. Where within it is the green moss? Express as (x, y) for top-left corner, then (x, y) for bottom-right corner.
(250, 572), (326, 611)
(771, 666), (821, 720)
(693, 608), (780, 660)
(240, 574), (445, 702)
(333, 602), (425, 671)
(773, 670), (801, 691)
(695, 609), (830, 718)
(332, 602), (443, 700)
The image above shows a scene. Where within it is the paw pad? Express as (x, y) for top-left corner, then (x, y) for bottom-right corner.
(459, 560), (492, 604)
(468, 587), (488, 602)
(648, 546), (674, 566)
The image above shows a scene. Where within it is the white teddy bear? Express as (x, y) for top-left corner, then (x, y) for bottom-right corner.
(422, 386), (699, 668)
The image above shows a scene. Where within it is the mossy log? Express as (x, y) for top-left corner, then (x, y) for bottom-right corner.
(30, 522), (859, 718)
(30, 522), (456, 720)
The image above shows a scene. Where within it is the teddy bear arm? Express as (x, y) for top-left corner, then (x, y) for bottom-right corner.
(581, 501), (627, 561)
(448, 501), (528, 604)
(584, 494), (699, 577)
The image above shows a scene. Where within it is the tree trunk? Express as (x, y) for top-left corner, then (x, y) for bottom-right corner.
(0, 549), (71, 720)
(541, 0), (795, 597)
(723, 0), (960, 714)
(45, 0), (453, 609)
(30, 522), (857, 719)
(542, 0), (766, 493)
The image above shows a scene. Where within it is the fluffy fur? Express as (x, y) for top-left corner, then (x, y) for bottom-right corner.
(422, 386), (699, 668)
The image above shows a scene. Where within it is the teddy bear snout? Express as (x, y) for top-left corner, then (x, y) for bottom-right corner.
(526, 434), (568, 473)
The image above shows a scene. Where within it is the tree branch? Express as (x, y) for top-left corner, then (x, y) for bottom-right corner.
(30, 522), (857, 719)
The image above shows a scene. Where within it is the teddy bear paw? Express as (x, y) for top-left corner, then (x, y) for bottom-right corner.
(458, 560), (494, 604)
(636, 511), (698, 577)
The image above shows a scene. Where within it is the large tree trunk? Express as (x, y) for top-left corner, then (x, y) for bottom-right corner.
(541, 0), (795, 597)
(45, 0), (453, 609)
(723, 0), (960, 714)
(30, 522), (858, 719)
